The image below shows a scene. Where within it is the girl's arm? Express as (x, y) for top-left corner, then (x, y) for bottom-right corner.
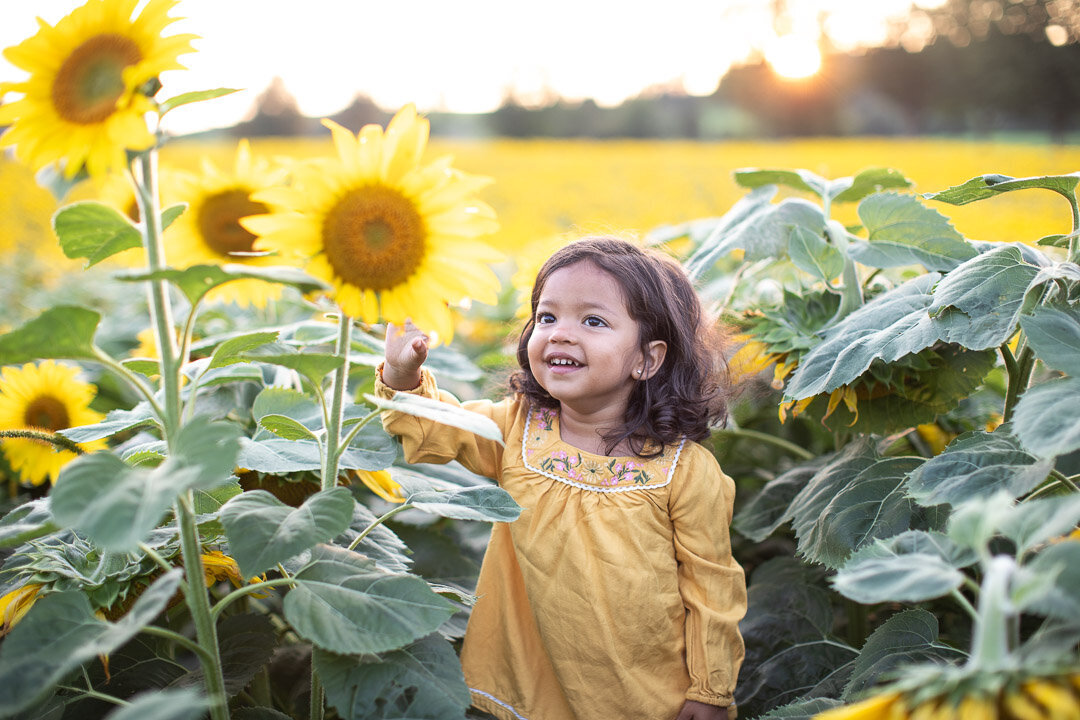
(669, 443), (747, 715)
(377, 320), (511, 480)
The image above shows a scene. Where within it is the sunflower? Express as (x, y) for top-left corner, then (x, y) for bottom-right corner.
(162, 139), (290, 307)
(243, 105), (502, 343)
(0, 583), (43, 636)
(815, 676), (1080, 720)
(201, 550), (265, 592)
(0, 360), (106, 486)
(0, 0), (197, 178)
(351, 468), (406, 504)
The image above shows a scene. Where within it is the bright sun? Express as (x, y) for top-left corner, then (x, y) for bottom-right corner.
(766, 34), (823, 80)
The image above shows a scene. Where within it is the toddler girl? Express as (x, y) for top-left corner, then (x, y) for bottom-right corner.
(378, 237), (746, 720)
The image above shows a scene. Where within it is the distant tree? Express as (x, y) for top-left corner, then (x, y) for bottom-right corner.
(230, 77), (313, 137)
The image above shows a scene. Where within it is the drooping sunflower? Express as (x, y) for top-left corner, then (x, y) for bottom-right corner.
(161, 139), (290, 307)
(243, 105), (503, 343)
(0, 0), (197, 178)
(0, 360), (106, 486)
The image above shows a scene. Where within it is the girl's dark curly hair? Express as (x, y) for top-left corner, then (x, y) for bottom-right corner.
(509, 236), (728, 458)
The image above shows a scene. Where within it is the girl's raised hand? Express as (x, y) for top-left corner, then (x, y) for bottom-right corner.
(382, 320), (429, 390)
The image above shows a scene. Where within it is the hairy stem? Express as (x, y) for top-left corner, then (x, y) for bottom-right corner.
(1002, 345), (1035, 423)
(0, 429), (84, 455)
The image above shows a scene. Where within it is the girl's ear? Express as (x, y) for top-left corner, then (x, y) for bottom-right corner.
(638, 340), (667, 380)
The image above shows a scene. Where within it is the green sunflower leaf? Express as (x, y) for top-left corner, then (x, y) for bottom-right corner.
(853, 192), (976, 271)
(102, 689), (209, 720)
(842, 609), (964, 700)
(236, 432), (395, 474)
(682, 185), (777, 279)
(798, 456), (924, 569)
(314, 635), (471, 720)
(239, 351), (344, 388)
(1013, 376), (1080, 459)
(925, 173), (1080, 206)
(364, 393), (504, 445)
(284, 544), (456, 654)
(51, 422), (240, 551)
(1019, 303), (1080, 377)
(115, 264), (328, 306)
(0, 305), (100, 363)
(998, 493), (1080, 559)
(220, 488), (355, 577)
(0, 569), (182, 716)
(53, 201), (140, 268)
(831, 540), (965, 604)
(57, 401), (158, 443)
(733, 461), (824, 543)
(1022, 541), (1080, 620)
(784, 273), (941, 401)
(735, 168), (829, 197)
(207, 331), (281, 369)
(906, 426), (1052, 507)
(0, 499), (57, 548)
(407, 485), (522, 523)
(788, 225), (845, 284)
(831, 168), (913, 204)
(930, 245), (1042, 350)
(259, 415), (318, 441)
(158, 87), (240, 116)
(787, 439), (878, 562)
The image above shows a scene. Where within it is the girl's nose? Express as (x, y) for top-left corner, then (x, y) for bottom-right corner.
(548, 323), (574, 343)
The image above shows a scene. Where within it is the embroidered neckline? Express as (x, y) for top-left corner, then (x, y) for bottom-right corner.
(521, 406), (684, 493)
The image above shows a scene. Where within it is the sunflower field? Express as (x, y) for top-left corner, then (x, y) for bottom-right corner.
(1, 1), (1080, 720)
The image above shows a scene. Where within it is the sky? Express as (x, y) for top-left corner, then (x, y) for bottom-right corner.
(0, 0), (944, 135)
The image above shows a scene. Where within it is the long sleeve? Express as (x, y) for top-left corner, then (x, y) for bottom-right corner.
(668, 443), (747, 709)
(374, 365), (511, 481)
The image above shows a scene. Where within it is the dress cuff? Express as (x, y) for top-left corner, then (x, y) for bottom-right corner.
(374, 362), (436, 398)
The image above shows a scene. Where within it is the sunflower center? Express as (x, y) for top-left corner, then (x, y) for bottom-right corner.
(52, 34), (143, 125)
(322, 186), (427, 291)
(197, 189), (268, 257)
(23, 395), (70, 431)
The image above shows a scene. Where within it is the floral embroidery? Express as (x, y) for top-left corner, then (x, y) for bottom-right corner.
(525, 407), (674, 488)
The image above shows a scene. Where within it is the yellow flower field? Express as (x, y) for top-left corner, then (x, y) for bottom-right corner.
(160, 136), (1080, 252)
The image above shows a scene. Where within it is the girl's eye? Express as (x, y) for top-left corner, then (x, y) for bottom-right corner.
(584, 316), (607, 328)
(536, 312), (555, 324)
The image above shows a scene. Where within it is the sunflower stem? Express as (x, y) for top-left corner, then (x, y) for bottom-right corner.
(348, 503), (414, 551)
(0, 429), (84, 455)
(1003, 344), (1035, 423)
(967, 555), (1019, 673)
(711, 427), (815, 461)
(338, 410), (379, 450)
(210, 577), (297, 622)
(321, 313), (353, 491)
(57, 685), (130, 708)
(131, 151), (183, 439)
(176, 493), (230, 720)
(140, 624), (215, 665)
(92, 347), (165, 423)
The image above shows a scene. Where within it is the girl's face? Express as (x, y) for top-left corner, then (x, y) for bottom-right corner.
(526, 261), (665, 417)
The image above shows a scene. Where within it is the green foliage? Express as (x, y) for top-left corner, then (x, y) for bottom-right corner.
(0, 571), (182, 715)
(220, 488), (356, 577)
(283, 545), (457, 655)
(314, 635), (471, 720)
(701, 164), (1080, 717)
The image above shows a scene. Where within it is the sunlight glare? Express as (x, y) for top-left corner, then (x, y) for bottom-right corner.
(766, 34), (823, 80)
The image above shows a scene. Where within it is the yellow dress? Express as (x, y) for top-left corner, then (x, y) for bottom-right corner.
(376, 369), (746, 720)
